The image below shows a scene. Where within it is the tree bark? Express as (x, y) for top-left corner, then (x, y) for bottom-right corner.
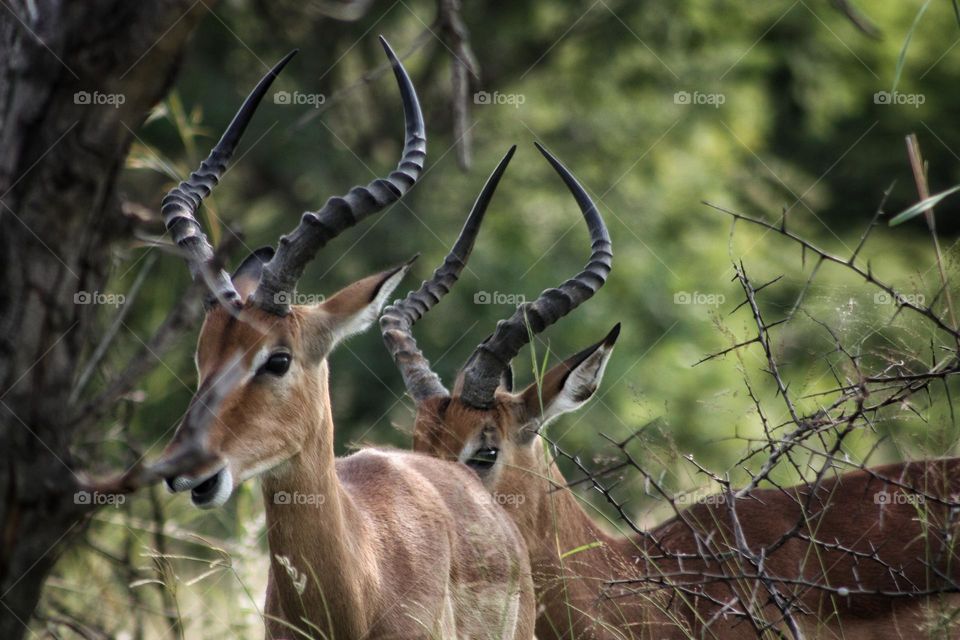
(0, 1), (208, 635)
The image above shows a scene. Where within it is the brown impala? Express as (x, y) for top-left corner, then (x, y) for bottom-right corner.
(380, 143), (960, 638)
(154, 39), (535, 639)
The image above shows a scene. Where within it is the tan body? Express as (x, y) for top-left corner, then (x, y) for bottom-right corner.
(166, 282), (535, 639)
(259, 407), (534, 638)
(488, 433), (960, 639)
(415, 373), (960, 639)
(370, 134), (960, 637)
(154, 39), (535, 639)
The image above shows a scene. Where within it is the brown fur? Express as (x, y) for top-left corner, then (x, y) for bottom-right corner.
(414, 392), (960, 640)
(163, 271), (536, 639)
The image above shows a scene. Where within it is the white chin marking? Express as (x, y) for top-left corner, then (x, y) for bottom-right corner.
(194, 467), (234, 510)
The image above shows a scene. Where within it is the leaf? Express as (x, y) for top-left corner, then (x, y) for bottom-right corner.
(889, 185), (960, 226)
(892, 0), (932, 93)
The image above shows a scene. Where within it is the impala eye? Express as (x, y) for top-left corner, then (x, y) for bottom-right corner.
(466, 447), (499, 472)
(259, 352), (291, 376)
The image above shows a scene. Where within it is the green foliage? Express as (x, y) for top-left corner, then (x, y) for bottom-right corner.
(54, 0), (960, 636)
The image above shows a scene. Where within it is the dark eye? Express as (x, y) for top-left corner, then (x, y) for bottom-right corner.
(259, 352), (291, 376)
(466, 447), (499, 471)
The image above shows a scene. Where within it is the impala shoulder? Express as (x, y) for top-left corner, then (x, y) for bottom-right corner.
(335, 447), (415, 482)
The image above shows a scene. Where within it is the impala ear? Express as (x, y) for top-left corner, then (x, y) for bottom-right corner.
(518, 324), (620, 441)
(231, 247), (275, 302)
(318, 260), (413, 347)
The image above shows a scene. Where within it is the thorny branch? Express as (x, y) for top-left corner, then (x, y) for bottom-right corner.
(541, 152), (960, 635)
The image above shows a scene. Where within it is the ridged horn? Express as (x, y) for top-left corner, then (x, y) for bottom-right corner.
(252, 36), (426, 315)
(458, 142), (612, 409)
(380, 146), (515, 403)
(161, 51), (296, 308)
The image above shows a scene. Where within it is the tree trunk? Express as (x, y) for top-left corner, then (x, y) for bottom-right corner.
(0, 1), (208, 635)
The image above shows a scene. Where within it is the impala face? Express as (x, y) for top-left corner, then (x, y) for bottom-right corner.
(146, 37), (424, 508)
(163, 265), (408, 508)
(379, 140), (614, 523)
(412, 326), (619, 521)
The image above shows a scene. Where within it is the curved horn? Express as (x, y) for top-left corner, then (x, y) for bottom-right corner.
(161, 51), (297, 308)
(252, 36), (427, 315)
(458, 142), (612, 409)
(380, 146), (515, 403)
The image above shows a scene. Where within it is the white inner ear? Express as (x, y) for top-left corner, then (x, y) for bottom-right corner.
(331, 267), (408, 346)
(539, 344), (614, 428)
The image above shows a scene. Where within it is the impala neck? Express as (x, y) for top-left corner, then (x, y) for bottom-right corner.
(527, 447), (655, 636)
(260, 361), (373, 637)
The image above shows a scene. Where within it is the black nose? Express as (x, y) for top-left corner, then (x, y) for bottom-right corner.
(164, 477), (177, 492)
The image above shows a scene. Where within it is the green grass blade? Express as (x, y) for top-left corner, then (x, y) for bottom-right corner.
(889, 184), (960, 226)
(560, 541), (604, 559)
(892, 0), (932, 93)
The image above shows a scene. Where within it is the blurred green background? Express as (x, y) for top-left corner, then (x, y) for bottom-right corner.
(52, 1), (960, 636)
